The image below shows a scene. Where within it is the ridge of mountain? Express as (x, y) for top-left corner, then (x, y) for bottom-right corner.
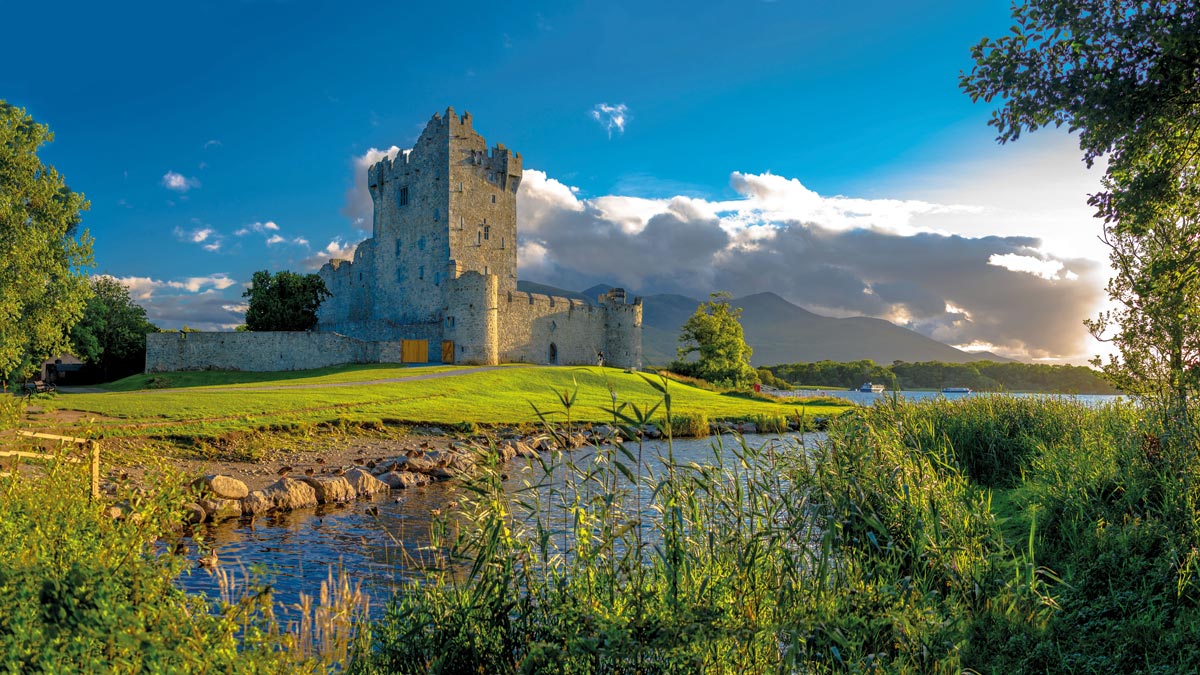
(516, 282), (1012, 366)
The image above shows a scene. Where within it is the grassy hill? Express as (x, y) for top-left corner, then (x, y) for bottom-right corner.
(41, 364), (849, 440)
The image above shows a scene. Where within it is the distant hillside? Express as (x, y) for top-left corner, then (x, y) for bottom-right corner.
(518, 282), (1011, 366)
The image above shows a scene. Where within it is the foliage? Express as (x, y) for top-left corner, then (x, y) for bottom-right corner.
(764, 359), (1117, 393)
(0, 101), (94, 381)
(666, 412), (709, 438)
(0, 457), (324, 672)
(1085, 209), (1200, 409)
(242, 269), (331, 332)
(755, 367), (790, 390)
(960, 0), (1200, 235)
(962, 1), (1200, 412)
(70, 276), (158, 382)
(351, 386), (1200, 674)
(673, 292), (757, 389)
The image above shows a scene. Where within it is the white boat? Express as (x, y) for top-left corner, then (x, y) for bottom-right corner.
(859, 382), (886, 393)
(941, 387), (972, 394)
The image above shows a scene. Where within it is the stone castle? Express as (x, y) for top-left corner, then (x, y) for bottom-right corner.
(316, 107), (642, 369)
(145, 108), (642, 373)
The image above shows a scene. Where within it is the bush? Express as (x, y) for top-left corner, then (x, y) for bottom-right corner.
(749, 413), (788, 433)
(667, 412), (709, 438)
(0, 455), (318, 672)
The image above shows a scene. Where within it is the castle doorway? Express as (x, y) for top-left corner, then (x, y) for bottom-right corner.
(548, 343), (558, 365)
(441, 340), (455, 364)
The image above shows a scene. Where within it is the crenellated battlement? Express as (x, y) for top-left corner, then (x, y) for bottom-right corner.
(316, 108), (640, 370)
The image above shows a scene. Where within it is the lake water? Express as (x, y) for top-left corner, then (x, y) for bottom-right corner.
(782, 389), (1124, 407)
(178, 432), (818, 615)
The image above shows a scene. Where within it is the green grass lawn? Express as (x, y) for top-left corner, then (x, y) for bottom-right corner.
(43, 365), (852, 439)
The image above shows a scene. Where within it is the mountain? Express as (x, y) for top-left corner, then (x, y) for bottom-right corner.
(518, 282), (1011, 366)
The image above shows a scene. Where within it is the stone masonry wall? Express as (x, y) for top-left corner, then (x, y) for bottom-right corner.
(497, 291), (607, 366)
(145, 332), (396, 373)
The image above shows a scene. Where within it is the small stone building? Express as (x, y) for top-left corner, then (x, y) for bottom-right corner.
(317, 107), (643, 369)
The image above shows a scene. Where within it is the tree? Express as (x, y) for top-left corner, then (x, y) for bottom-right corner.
(675, 292), (757, 389)
(960, 1), (1200, 234)
(70, 276), (158, 381)
(0, 101), (94, 381)
(962, 2), (1200, 414)
(242, 270), (331, 331)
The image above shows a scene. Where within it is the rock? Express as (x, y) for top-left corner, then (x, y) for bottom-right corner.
(105, 502), (133, 520)
(196, 474), (249, 500)
(199, 497), (242, 522)
(242, 490), (272, 516)
(592, 424), (615, 439)
(371, 457), (409, 476)
(250, 477), (319, 512)
(343, 467), (389, 496)
(516, 441), (540, 459)
(299, 476), (358, 504)
(533, 436), (558, 452)
(740, 423), (758, 434)
(569, 432), (588, 448)
(182, 502), (206, 524)
(404, 455), (443, 475)
(379, 470), (433, 489)
(641, 424), (663, 440)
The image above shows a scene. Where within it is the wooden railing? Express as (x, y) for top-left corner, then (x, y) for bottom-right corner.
(1, 431), (100, 501)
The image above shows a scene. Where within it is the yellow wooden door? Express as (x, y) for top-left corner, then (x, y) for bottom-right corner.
(401, 339), (428, 363)
(441, 340), (455, 364)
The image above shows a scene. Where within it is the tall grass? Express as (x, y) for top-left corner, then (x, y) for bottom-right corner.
(351, 386), (1200, 674)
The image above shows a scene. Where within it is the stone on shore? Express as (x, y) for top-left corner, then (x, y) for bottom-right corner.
(379, 470), (433, 489)
(243, 477), (318, 514)
(343, 467), (389, 496)
(196, 474), (249, 500)
(299, 476), (358, 504)
(199, 497), (243, 522)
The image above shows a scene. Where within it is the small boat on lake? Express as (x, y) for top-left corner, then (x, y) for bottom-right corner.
(859, 382), (886, 393)
(941, 387), (972, 394)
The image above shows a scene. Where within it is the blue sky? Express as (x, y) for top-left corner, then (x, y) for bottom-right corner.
(4, 1), (1111, 362)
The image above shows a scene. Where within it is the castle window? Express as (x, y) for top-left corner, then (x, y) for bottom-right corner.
(490, 194), (497, 204)
(419, 265), (424, 280)
(399, 187), (409, 206)
(395, 239), (401, 256)
(459, 215), (465, 229)
(477, 231), (482, 246)
(483, 226), (490, 241)
(550, 320), (557, 332)
(418, 236), (426, 251)
(484, 266), (489, 276)
(458, 181), (464, 191)
(501, 236), (505, 249)
(433, 208), (440, 221)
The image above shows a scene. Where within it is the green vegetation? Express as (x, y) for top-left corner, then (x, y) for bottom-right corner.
(43, 365), (848, 441)
(764, 358), (1118, 393)
(352, 387), (1200, 673)
(672, 292), (757, 389)
(70, 276), (159, 382)
(242, 269), (331, 332)
(0, 101), (94, 382)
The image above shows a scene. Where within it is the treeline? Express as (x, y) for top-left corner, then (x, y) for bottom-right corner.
(761, 360), (1119, 394)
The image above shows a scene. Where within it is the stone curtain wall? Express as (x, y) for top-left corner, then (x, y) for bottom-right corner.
(145, 332), (396, 373)
(498, 292), (606, 367)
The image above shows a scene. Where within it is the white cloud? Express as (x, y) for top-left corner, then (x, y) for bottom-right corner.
(299, 237), (363, 271)
(515, 167), (1105, 362)
(343, 146), (405, 230)
(591, 103), (629, 138)
(987, 253), (1074, 280)
(234, 221), (280, 236)
(174, 224), (223, 252)
(265, 234), (285, 246)
(161, 171), (200, 192)
(204, 139), (222, 149)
